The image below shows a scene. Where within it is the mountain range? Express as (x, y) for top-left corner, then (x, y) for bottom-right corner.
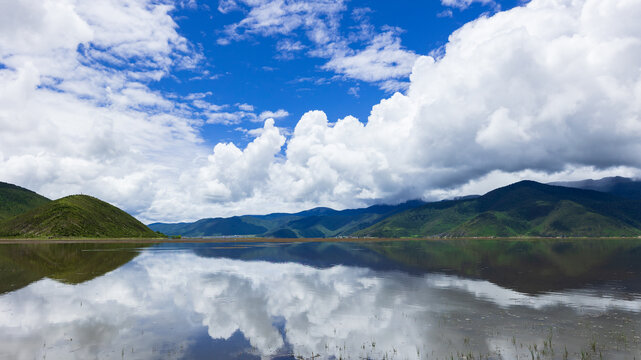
(149, 200), (426, 238)
(2, 177), (641, 239)
(150, 176), (641, 238)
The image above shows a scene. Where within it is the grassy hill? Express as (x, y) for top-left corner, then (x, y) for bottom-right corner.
(0, 182), (51, 221)
(149, 200), (426, 238)
(356, 181), (641, 237)
(0, 195), (159, 238)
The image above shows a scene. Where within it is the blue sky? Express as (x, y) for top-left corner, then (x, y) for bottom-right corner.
(1, 0), (639, 222)
(159, 0), (522, 148)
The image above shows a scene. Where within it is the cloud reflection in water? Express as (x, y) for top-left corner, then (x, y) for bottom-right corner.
(0, 251), (640, 359)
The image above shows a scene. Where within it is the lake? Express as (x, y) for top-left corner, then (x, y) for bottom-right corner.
(0, 239), (640, 359)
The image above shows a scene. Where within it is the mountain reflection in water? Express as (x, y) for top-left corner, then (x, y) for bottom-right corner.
(0, 240), (640, 359)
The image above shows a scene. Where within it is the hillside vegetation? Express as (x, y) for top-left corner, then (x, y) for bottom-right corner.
(0, 182), (51, 221)
(356, 181), (641, 237)
(0, 195), (159, 238)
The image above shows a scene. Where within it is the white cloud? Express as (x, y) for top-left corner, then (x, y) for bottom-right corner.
(205, 111), (255, 125)
(217, 0), (239, 13)
(441, 0), (496, 10)
(259, 109), (289, 120)
(219, 0), (345, 43)
(0, 0), (205, 217)
(276, 38), (306, 59)
(323, 30), (419, 83)
(276, 39), (305, 52)
(200, 107), (289, 125)
(185, 91), (213, 100)
(193, 98), (223, 111)
(217, 0), (418, 89)
(236, 103), (255, 111)
(437, 9), (454, 18)
(196, 119), (285, 202)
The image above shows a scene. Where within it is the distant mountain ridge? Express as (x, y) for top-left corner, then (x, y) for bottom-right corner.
(4, 178), (641, 239)
(149, 200), (427, 238)
(152, 179), (641, 238)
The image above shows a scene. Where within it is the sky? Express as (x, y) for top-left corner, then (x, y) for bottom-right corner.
(1, 0), (640, 223)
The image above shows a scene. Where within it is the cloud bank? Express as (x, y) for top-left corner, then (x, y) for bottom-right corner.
(0, 0), (640, 222)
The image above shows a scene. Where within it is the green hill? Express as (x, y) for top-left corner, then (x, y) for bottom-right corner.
(0, 182), (51, 221)
(356, 181), (641, 238)
(0, 195), (159, 238)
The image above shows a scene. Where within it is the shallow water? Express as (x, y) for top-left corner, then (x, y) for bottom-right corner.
(0, 239), (640, 359)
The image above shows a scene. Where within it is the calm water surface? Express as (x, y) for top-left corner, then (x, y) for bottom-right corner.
(0, 239), (641, 359)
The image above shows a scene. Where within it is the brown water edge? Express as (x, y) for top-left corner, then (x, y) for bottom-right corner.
(0, 235), (640, 244)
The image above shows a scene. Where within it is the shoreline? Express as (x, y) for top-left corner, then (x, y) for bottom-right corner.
(0, 236), (640, 244)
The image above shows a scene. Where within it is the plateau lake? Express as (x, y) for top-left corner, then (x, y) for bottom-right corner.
(1, 239), (641, 359)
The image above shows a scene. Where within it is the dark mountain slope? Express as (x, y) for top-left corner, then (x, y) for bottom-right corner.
(550, 176), (641, 200)
(0, 182), (51, 221)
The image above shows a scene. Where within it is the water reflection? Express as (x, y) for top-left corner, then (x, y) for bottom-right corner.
(0, 243), (145, 294)
(0, 242), (640, 359)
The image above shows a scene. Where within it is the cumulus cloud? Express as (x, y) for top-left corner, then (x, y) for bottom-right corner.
(0, 0), (207, 217)
(195, 119), (285, 202)
(441, 0), (496, 10)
